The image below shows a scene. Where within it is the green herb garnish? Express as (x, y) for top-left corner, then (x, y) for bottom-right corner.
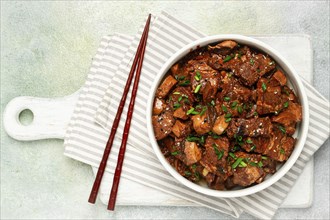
(173, 92), (181, 95)
(225, 113), (232, 118)
(224, 96), (231, 102)
(262, 82), (267, 91)
(280, 148), (285, 155)
(184, 171), (192, 176)
(238, 161), (247, 168)
(213, 144), (224, 160)
(250, 58), (254, 65)
(171, 151), (180, 156)
(262, 156), (268, 160)
(199, 106), (207, 116)
(186, 135), (200, 142)
(179, 80), (190, 86)
(173, 103), (181, 110)
(225, 118), (232, 123)
(237, 105), (243, 114)
(194, 71), (202, 81)
(258, 161), (263, 167)
(186, 107), (199, 115)
(246, 139), (253, 144)
(222, 105), (228, 112)
(231, 101), (238, 108)
(194, 84), (202, 93)
(192, 164), (197, 169)
(223, 55), (232, 62)
(278, 125), (286, 134)
(283, 101), (289, 108)
(210, 100), (215, 106)
(250, 145), (256, 151)
(232, 158), (243, 169)
(229, 152), (236, 159)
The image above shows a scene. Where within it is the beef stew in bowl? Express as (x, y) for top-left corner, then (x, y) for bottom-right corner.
(147, 35), (309, 197)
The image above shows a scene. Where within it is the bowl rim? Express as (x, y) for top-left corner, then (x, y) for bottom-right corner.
(146, 34), (309, 198)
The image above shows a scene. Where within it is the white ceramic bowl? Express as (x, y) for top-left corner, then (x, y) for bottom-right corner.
(146, 35), (309, 198)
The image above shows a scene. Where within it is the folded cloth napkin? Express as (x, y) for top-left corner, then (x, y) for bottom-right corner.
(64, 11), (329, 219)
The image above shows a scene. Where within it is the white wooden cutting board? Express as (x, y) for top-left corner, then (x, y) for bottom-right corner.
(3, 35), (313, 208)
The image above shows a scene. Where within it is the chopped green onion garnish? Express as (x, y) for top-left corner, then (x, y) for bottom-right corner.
(250, 145), (256, 151)
(173, 92), (181, 95)
(238, 161), (247, 168)
(224, 96), (231, 102)
(184, 171), (192, 176)
(199, 106), (207, 116)
(249, 162), (258, 167)
(213, 144), (224, 160)
(225, 117), (232, 123)
(283, 101), (289, 108)
(229, 152), (236, 159)
(179, 80), (190, 86)
(254, 112), (258, 116)
(192, 164), (197, 169)
(258, 161), (263, 167)
(194, 84), (202, 93)
(173, 103), (181, 110)
(171, 151), (180, 156)
(194, 172), (200, 181)
(222, 105), (228, 112)
(231, 101), (238, 108)
(262, 82), (267, 91)
(237, 105), (243, 114)
(278, 125), (286, 134)
(225, 113), (232, 118)
(186, 136), (200, 142)
(223, 55), (232, 62)
(262, 156), (268, 160)
(237, 136), (243, 142)
(232, 158), (243, 169)
(186, 107), (198, 115)
(200, 135), (205, 144)
(246, 139), (253, 144)
(280, 148), (285, 155)
(250, 58), (254, 65)
(178, 96), (183, 102)
(194, 71), (202, 81)
(210, 100), (215, 106)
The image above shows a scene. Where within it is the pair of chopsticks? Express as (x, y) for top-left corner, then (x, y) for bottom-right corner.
(88, 14), (152, 211)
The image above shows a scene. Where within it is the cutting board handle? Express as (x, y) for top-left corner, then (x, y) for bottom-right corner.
(3, 92), (79, 141)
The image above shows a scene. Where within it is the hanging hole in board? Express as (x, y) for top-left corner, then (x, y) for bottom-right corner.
(19, 109), (34, 126)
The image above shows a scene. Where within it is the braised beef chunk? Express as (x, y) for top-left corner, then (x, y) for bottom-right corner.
(152, 110), (175, 140)
(226, 117), (273, 138)
(230, 152), (265, 187)
(208, 40), (238, 55)
(188, 61), (220, 102)
(156, 75), (177, 98)
(272, 101), (302, 135)
(256, 78), (289, 115)
(208, 45), (276, 87)
(200, 137), (229, 177)
(154, 40), (302, 191)
(266, 127), (296, 162)
(172, 120), (192, 138)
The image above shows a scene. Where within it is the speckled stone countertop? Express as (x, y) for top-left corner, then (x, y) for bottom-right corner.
(1, 1), (329, 219)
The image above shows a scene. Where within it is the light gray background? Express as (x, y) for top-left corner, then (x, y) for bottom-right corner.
(1, 1), (329, 219)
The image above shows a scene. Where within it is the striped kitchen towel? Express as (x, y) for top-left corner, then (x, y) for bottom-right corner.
(64, 12), (329, 219)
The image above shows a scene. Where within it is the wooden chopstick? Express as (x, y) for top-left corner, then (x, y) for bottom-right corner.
(107, 14), (152, 211)
(88, 14), (152, 204)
